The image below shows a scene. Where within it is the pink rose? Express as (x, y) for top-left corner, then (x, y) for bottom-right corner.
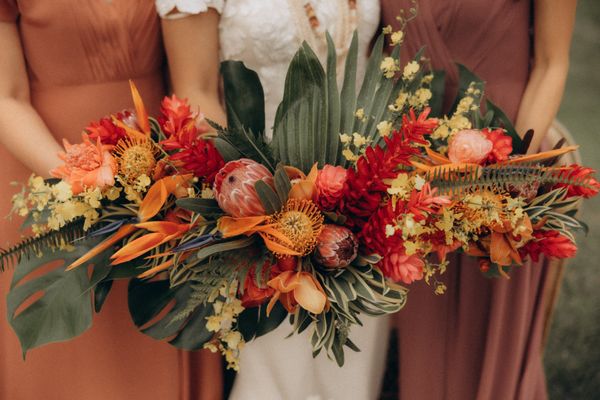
(379, 250), (424, 284)
(448, 129), (493, 164)
(315, 165), (347, 211)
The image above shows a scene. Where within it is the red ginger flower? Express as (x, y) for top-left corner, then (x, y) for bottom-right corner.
(555, 164), (600, 199)
(483, 128), (513, 163)
(85, 112), (131, 146)
(520, 230), (577, 262)
(340, 108), (438, 228)
(167, 127), (224, 183)
(159, 95), (195, 137)
(399, 107), (438, 145)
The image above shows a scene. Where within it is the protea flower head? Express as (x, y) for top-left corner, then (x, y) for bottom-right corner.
(314, 224), (358, 268)
(213, 158), (274, 217)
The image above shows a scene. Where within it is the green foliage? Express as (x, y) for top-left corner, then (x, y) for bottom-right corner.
(221, 61), (266, 137)
(0, 219), (85, 271)
(273, 164), (292, 205)
(176, 198), (223, 216)
(294, 261), (407, 366)
(272, 32), (409, 171)
(255, 180), (282, 214)
(6, 236), (110, 356)
(128, 279), (213, 350)
(526, 188), (586, 241)
(237, 302), (288, 342)
(208, 119), (275, 171)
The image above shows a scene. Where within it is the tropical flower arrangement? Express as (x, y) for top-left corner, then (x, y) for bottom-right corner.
(2, 29), (599, 370)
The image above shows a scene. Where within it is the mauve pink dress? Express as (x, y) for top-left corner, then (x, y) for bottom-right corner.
(382, 1), (551, 399)
(0, 1), (219, 399)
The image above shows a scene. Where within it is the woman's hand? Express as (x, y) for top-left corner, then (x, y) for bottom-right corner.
(0, 22), (63, 176)
(515, 0), (577, 153)
(161, 9), (227, 126)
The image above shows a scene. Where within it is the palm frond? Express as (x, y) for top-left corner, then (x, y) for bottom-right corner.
(0, 219), (85, 272)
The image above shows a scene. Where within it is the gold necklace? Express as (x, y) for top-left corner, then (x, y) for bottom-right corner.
(287, 0), (358, 72)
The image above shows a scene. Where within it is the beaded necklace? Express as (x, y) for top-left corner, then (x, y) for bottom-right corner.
(287, 0), (358, 70)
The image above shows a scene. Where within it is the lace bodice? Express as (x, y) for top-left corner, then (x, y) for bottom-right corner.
(156, 0), (381, 137)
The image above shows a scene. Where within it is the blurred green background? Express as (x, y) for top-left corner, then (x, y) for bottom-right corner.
(544, 1), (600, 398)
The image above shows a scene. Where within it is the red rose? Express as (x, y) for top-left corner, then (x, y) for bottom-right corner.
(483, 128), (513, 163)
(315, 165), (347, 211)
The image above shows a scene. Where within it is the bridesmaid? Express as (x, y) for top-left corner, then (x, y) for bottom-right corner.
(381, 1), (576, 399)
(0, 1), (220, 399)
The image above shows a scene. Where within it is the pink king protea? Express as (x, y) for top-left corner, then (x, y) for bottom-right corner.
(314, 224), (358, 268)
(213, 158), (274, 217)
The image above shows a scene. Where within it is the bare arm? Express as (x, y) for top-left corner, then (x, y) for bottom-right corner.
(161, 10), (227, 125)
(515, 0), (577, 153)
(0, 22), (62, 176)
(160, 11), (225, 399)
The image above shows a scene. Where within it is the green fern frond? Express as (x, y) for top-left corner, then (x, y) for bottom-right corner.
(0, 219), (85, 272)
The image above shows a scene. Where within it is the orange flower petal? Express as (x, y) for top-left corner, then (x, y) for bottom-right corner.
(490, 232), (520, 266)
(110, 232), (166, 265)
(218, 215), (269, 237)
(259, 232), (302, 256)
(288, 180), (316, 201)
(266, 291), (281, 316)
(498, 145), (578, 165)
(112, 118), (148, 141)
(426, 147), (452, 165)
(137, 258), (174, 279)
(135, 221), (190, 235)
(66, 224), (136, 271)
(129, 80), (150, 135)
(253, 225), (294, 246)
(267, 270), (300, 293)
(293, 272), (327, 314)
(138, 180), (168, 222)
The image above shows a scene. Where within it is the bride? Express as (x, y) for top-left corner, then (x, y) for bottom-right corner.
(155, 1), (386, 399)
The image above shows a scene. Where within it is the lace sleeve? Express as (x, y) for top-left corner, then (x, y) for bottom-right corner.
(0, 0), (18, 22)
(155, 0), (224, 19)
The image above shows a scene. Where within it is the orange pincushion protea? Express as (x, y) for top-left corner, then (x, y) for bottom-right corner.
(269, 199), (324, 257)
(51, 134), (117, 195)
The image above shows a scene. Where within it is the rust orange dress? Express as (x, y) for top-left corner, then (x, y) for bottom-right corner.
(382, 1), (550, 399)
(0, 1), (217, 399)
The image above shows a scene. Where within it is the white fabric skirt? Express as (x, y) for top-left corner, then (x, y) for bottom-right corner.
(229, 315), (390, 400)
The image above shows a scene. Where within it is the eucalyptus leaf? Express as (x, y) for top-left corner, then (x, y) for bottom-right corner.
(176, 198), (222, 215)
(255, 180), (282, 214)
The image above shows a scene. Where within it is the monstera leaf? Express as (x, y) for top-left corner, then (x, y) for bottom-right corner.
(6, 237), (111, 355)
(128, 278), (213, 350)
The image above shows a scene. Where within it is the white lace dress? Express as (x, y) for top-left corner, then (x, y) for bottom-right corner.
(156, 1), (387, 399)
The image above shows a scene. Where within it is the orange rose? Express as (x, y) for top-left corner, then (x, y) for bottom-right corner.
(448, 129), (493, 164)
(51, 134), (117, 195)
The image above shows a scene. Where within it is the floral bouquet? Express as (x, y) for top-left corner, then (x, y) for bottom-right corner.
(2, 29), (598, 369)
